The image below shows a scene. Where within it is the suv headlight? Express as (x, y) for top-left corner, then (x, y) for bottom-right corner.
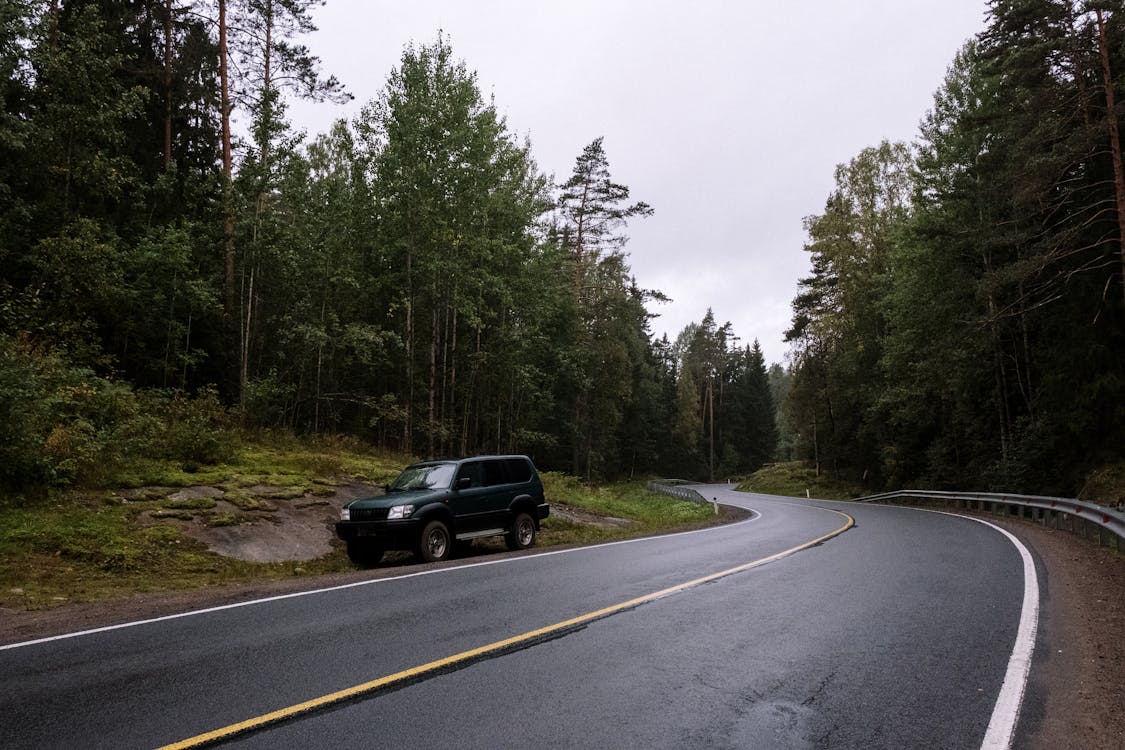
(387, 505), (414, 520)
(340, 507), (350, 521)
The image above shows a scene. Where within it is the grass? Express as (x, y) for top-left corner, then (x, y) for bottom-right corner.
(736, 461), (867, 500)
(0, 495), (358, 610)
(0, 444), (727, 612)
(538, 472), (718, 546)
(104, 435), (404, 493)
(0, 436), (409, 610)
(1078, 461), (1125, 510)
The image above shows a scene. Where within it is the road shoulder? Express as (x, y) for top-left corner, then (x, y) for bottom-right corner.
(985, 517), (1124, 750)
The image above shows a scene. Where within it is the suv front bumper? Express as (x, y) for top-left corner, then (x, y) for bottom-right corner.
(335, 519), (421, 549)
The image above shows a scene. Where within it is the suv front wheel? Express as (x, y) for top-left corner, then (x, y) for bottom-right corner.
(417, 520), (452, 562)
(505, 512), (536, 551)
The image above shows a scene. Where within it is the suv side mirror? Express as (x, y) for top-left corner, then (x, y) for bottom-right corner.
(456, 477), (472, 490)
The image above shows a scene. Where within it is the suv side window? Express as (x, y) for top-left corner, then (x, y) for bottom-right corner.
(482, 459), (508, 487)
(503, 458), (532, 483)
(457, 461), (485, 488)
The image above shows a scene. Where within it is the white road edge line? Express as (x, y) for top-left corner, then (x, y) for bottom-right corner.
(936, 511), (1039, 750)
(0, 511), (758, 652)
(721, 491), (1040, 750)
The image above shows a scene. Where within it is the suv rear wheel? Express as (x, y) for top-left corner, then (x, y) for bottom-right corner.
(417, 520), (452, 562)
(505, 512), (536, 551)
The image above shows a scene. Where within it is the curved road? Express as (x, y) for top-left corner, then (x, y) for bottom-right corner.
(0, 487), (1038, 749)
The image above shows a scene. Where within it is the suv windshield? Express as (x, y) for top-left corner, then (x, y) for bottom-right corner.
(388, 463), (456, 491)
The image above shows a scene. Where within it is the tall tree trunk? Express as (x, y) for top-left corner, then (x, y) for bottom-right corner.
(404, 251), (414, 452)
(707, 376), (715, 482)
(261, 2), (273, 174)
(574, 182), (589, 292)
(48, 0), (59, 50)
(182, 308), (192, 389)
(219, 0), (234, 311)
(443, 308), (452, 454)
(239, 5), (275, 407)
(315, 297), (326, 433)
(429, 301), (437, 458)
(987, 296), (1011, 462)
(217, 0), (238, 403)
(1097, 9), (1125, 303)
(162, 0), (173, 171)
(240, 264), (254, 397)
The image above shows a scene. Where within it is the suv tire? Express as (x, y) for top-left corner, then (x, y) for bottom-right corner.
(417, 520), (452, 562)
(505, 512), (536, 551)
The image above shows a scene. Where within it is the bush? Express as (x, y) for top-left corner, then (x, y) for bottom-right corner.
(138, 387), (237, 466)
(0, 336), (82, 488)
(0, 335), (238, 490)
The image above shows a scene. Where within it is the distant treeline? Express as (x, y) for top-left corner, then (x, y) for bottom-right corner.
(0, 1), (776, 488)
(782, 2), (1125, 495)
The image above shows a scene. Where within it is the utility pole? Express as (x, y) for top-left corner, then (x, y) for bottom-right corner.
(708, 370), (715, 482)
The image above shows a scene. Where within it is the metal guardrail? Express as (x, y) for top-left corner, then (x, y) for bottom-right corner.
(646, 480), (706, 504)
(857, 490), (1125, 553)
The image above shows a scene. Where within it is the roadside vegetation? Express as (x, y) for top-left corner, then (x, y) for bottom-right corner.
(538, 473), (716, 546)
(736, 462), (866, 501)
(0, 440), (721, 612)
(736, 460), (1125, 510)
(0, 433), (405, 610)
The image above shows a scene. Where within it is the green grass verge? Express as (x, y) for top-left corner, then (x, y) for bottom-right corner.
(0, 448), (725, 611)
(0, 496), (359, 610)
(736, 461), (867, 500)
(538, 472), (718, 547)
(0, 436), (408, 610)
(103, 432), (404, 492)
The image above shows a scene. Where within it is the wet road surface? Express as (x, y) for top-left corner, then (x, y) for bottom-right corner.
(0, 487), (1035, 749)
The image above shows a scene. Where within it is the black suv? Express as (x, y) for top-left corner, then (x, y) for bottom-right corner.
(336, 455), (550, 565)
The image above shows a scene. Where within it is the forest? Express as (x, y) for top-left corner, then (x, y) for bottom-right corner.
(784, 1), (1125, 495)
(2, 1), (1123, 497)
(0, 0), (776, 489)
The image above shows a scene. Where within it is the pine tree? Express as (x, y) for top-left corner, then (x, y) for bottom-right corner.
(557, 137), (653, 295)
(553, 137), (654, 477)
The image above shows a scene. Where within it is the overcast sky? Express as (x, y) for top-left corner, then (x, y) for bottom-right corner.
(286, 1), (990, 366)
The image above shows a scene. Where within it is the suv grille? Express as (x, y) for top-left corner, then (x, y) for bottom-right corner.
(350, 507), (390, 521)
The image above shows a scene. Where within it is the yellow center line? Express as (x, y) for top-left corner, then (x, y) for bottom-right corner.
(158, 509), (854, 749)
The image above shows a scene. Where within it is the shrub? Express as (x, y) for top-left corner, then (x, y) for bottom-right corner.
(0, 335), (238, 490)
(138, 386), (237, 466)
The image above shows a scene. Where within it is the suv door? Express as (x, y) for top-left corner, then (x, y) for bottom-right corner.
(479, 459), (517, 527)
(448, 461), (494, 532)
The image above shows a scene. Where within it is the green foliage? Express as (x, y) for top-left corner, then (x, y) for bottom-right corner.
(0, 334), (237, 490)
(1, 2), (694, 484)
(665, 312), (779, 481)
(736, 462), (865, 501)
(162, 496), (217, 511)
(540, 472), (714, 539)
(0, 459), (723, 609)
(19, 1), (1121, 501)
(1078, 462), (1125, 510)
(782, 6), (1125, 495)
(784, 141), (914, 488)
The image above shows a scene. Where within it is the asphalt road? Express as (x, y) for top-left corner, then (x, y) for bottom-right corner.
(0, 487), (1037, 749)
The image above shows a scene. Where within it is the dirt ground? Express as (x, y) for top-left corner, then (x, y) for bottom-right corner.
(984, 517), (1125, 750)
(1, 502), (1121, 748)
